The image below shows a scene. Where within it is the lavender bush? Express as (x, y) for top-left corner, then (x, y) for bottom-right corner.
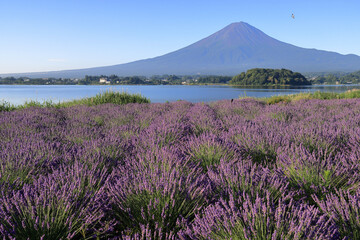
(314, 189), (360, 239)
(106, 147), (210, 238)
(0, 161), (111, 239)
(182, 192), (338, 239)
(1, 98), (360, 238)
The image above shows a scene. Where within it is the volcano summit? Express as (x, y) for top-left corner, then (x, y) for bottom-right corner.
(5, 22), (360, 78)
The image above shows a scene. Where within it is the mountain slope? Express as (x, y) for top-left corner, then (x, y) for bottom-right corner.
(3, 22), (360, 77)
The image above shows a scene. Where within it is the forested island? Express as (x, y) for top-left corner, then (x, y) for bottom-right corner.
(229, 68), (311, 86)
(1, 68), (359, 86)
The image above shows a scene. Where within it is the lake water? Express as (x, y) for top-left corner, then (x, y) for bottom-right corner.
(1, 84), (360, 105)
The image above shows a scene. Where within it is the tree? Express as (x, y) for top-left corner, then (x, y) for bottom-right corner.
(229, 68), (311, 86)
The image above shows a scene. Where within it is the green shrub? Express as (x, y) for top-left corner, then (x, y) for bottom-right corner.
(189, 144), (235, 171)
(59, 90), (150, 107)
(262, 89), (360, 104)
(0, 101), (16, 111)
(266, 95), (291, 104)
(0, 91), (150, 111)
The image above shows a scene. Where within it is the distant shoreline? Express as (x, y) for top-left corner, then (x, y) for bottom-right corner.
(0, 83), (354, 86)
(2, 68), (359, 85)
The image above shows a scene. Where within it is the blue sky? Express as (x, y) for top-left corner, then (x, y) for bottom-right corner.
(1, 0), (359, 74)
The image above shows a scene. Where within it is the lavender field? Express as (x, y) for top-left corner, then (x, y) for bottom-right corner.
(1, 98), (360, 239)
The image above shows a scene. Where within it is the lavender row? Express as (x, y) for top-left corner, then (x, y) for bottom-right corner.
(1, 98), (360, 239)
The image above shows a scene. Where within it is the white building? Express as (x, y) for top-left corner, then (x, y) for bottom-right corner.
(99, 78), (110, 84)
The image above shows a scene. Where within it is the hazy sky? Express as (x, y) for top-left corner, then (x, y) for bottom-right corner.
(1, 0), (359, 74)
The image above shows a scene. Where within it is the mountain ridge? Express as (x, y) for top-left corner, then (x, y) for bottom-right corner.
(2, 22), (360, 78)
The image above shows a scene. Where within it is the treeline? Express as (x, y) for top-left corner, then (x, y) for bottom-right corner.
(81, 75), (195, 85)
(2, 69), (360, 86)
(0, 75), (232, 85)
(0, 75), (187, 85)
(197, 76), (232, 84)
(229, 68), (311, 86)
(0, 77), (75, 85)
(310, 71), (360, 84)
(81, 75), (147, 85)
(83, 75), (233, 85)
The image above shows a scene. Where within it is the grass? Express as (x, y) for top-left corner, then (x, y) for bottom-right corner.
(257, 89), (360, 104)
(0, 90), (150, 111)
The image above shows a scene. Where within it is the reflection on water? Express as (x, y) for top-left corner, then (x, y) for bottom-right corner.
(1, 84), (360, 105)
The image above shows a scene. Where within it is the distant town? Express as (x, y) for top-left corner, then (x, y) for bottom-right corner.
(0, 69), (359, 86)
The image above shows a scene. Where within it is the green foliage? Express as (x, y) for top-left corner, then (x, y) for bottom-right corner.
(0, 91), (150, 111)
(60, 90), (150, 107)
(16, 100), (58, 110)
(284, 165), (351, 203)
(246, 147), (277, 166)
(0, 101), (16, 111)
(263, 89), (360, 104)
(270, 111), (292, 122)
(310, 70), (360, 84)
(196, 76), (232, 84)
(116, 190), (193, 236)
(0, 77), (75, 85)
(93, 116), (105, 126)
(342, 88), (360, 98)
(0, 162), (34, 189)
(189, 144), (234, 171)
(230, 68), (311, 86)
(0, 74), (197, 85)
(233, 134), (277, 166)
(82, 75), (147, 85)
(266, 95), (292, 104)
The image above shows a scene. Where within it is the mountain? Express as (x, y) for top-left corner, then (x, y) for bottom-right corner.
(3, 22), (360, 78)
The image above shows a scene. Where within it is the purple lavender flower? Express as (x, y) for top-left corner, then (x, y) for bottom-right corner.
(106, 146), (211, 238)
(1, 97), (360, 238)
(314, 189), (360, 239)
(182, 192), (339, 239)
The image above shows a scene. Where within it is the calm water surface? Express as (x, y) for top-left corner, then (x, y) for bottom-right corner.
(1, 84), (360, 105)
